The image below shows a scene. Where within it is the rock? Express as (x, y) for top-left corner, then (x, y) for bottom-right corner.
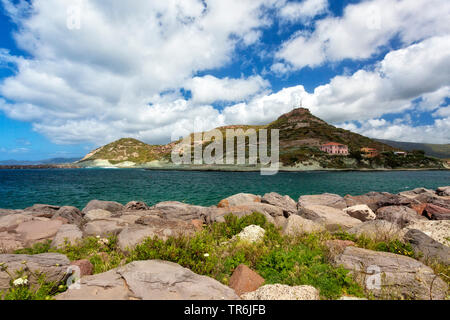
(55, 260), (239, 300)
(82, 200), (124, 215)
(298, 193), (347, 210)
(376, 206), (427, 228)
(52, 206), (84, 227)
(347, 220), (402, 241)
(207, 205), (275, 225)
(412, 203), (427, 216)
(324, 240), (356, 254)
(344, 192), (414, 212)
(343, 205), (376, 222)
(191, 219), (204, 231)
(273, 216), (287, 229)
(84, 209), (113, 221)
(0, 253), (70, 291)
(235, 225), (265, 243)
(0, 232), (24, 253)
(241, 284), (319, 300)
(330, 246), (448, 300)
(15, 219), (64, 246)
(124, 201), (150, 211)
(399, 188), (436, 199)
(404, 229), (450, 265)
(51, 224), (83, 249)
(0, 209), (24, 217)
(414, 194), (450, 210)
(117, 214), (141, 224)
(229, 264), (265, 296)
(24, 204), (60, 217)
(437, 186), (450, 196)
(70, 259), (94, 277)
(422, 203), (450, 220)
(282, 215), (325, 236)
(404, 220), (450, 246)
(153, 201), (210, 222)
(0, 214), (34, 232)
(261, 193), (297, 217)
(218, 193), (261, 208)
(298, 205), (362, 231)
(83, 218), (129, 237)
(117, 221), (197, 251)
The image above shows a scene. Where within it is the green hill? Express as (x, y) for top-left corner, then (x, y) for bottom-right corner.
(79, 108), (445, 169)
(79, 138), (172, 164)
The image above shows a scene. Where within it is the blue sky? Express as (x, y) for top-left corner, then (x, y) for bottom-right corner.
(0, 0), (449, 160)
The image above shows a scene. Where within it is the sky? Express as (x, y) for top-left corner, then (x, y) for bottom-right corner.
(0, 0), (449, 161)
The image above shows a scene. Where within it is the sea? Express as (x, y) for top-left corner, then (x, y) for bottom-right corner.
(0, 168), (449, 210)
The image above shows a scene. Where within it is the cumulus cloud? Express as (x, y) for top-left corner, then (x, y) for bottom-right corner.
(219, 36), (450, 141)
(339, 117), (450, 144)
(0, 0), (448, 147)
(278, 0), (328, 23)
(0, 0), (276, 145)
(275, 0), (450, 70)
(185, 75), (270, 104)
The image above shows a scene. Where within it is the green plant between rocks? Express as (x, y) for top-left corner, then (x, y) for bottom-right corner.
(4, 212), (438, 300)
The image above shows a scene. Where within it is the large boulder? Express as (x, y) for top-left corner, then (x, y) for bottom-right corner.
(84, 209), (113, 221)
(343, 205), (376, 222)
(298, 193), (347, 210)
(404, 229), (450, 265)
(0, 214), (34, 232)
(375, 206), (426, 228)
(344, 192), (414, 212)
(347, 220), (402, 241)
(82, 218), (129, 237)
(399, 188), (436, 199)
(0, 232), (24, 253)
(15, 218), (65, 246)
(436, 186), (450, 196)
(55, 260), (239, 300)
(404, 220), (450, 246)
(51, 224), (83, 249)
(117, 219), (197, 251)
(82, 200), (124, 214)
(229, 264), (265, 296)
(0, 253), (70, 291)
(422, 204), (450, 220)
(241, 284), (319, 300)
(414, 194), (450, 210)
(153, 202), (210, 222)
(298, 205), (362, 231)
(330, 246), (448, 300)
(282, 215), (325, 236)
(52, 206), (84, 227)
(261, 193), (297, 217)
(218, 193), (261, 208)
(24, 204), (60, 218)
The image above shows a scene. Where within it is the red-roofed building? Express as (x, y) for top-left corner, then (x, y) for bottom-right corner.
(320, 142), (349, 155)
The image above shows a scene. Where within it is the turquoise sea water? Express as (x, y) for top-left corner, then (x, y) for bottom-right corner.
(0, 169), (449, 210)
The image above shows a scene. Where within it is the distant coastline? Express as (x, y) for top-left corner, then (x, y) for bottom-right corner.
(1, 163), (449, 171)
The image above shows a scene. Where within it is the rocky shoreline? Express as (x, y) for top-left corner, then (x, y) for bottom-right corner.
(1, 186), (449, 300)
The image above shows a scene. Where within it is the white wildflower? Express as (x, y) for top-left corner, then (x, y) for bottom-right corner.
(13, 278), (28, 286)
(204, 253), (210, 257)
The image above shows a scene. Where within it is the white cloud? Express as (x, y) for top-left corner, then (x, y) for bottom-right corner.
(275, 0), (450, 70)
(339, 117), (450, 144)
(279, 0), (328, 23)
(0, 0), (277, 145)
(185, 75), (270, 104)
